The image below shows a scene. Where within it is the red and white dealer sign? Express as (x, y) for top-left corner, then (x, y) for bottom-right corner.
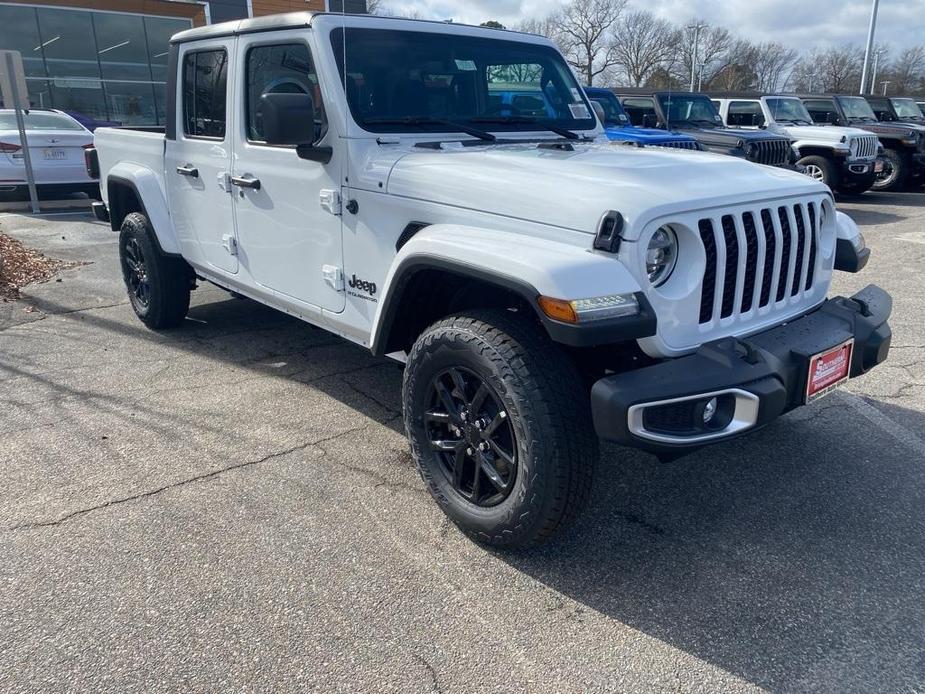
(806, 339), (854, 403)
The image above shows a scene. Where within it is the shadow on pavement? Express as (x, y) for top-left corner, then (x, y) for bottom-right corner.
(7, 292), (925, 691)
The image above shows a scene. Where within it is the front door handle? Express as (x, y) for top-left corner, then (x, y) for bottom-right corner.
(176, 165), (199, 178)
(230, 175), (261, 191)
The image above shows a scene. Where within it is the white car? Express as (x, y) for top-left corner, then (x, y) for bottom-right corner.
(93, 12), (892, 548)
(0, 109), (100, 201)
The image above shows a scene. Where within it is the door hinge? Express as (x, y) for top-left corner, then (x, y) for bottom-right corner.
(222, 234), (238, 256)
(322, 265), (344, 291)
(320, 189), (342, 216)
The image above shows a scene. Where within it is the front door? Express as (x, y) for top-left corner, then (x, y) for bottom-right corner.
(230, 33), (344, 312)
(165, 41), (238, 274)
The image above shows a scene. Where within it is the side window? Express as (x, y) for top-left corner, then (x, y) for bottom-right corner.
(246, 42), (327, 143)
(622, 97), (656, 126)
(803, 99), (836, 124)
(182, 49), (228, 139)
(729, 101), (765, 127)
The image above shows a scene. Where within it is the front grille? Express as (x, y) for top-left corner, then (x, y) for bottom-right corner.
(698, 202), (820, 324)
(654, 140), (700, 151)
(851, 135), (878, 160)
(746, 139), (790, 166)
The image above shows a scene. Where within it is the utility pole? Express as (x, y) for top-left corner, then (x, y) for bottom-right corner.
(859, 0), (881, 95)
(881, 80), (891, 96)
(870, 48), (885, 94)
(687, 23), (708, 92)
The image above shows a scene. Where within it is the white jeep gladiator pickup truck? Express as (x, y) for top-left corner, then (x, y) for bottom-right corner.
(713, 95), (882, 195)
(90, 12), (892, 548)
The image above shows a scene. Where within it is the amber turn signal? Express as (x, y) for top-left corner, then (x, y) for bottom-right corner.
(537, 296), (579, 324)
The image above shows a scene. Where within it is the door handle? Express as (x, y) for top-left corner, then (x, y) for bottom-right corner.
(176, 165), (199, 178)
(230, 175), (261, 191)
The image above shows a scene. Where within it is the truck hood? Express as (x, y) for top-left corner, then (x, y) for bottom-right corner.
(381, 142), (825, 239)
(767, 123), (862, 144)
(602, 125), (695, 145)
(848, 120), (925, 139)
(689, 126), (790, 148)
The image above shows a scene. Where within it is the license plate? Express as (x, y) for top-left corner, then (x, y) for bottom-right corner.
(43, 149), (66, 160)
(874, 160), (884, 173)
(806, 339), (854, 403)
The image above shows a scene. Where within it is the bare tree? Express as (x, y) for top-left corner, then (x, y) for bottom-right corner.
(884, 46), (925, 95)
(752, 42), (798, 92)
(366, 0), (385, 13)
(795, 45), (864, 93)
(552, 0), (628, 86)
(611, 10), (678, 87)
(671, 23), (733, 90)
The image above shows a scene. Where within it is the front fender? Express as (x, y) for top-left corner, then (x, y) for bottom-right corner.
(370, 224), (651, 354)
(107, 163), (180, 255)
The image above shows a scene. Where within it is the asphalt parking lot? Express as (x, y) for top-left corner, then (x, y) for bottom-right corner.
(1, 192), (924, 693)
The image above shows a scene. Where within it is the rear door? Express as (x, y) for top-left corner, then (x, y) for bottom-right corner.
(229, 32), (344, 312)
(165, 40), (238, 274)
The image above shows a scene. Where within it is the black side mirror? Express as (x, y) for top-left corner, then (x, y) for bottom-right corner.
(826, 111), (840, 125)
(259, 91), (332, 164)
(642, 113), (659, 128)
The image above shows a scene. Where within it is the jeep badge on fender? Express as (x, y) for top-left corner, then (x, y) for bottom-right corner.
(348, 274), (377, 296)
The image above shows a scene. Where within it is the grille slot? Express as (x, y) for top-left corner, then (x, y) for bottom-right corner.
(698, 201), (820, 325)
(655, 140), (699, 151)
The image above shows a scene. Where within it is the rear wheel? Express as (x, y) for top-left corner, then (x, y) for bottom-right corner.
(119, 212), (190, 329)
(403, 309), (598, 548)
(872, 149), (909, 191)
(798, 155), (839, 190)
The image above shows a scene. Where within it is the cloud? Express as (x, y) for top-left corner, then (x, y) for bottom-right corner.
(375, 0), (925, 52)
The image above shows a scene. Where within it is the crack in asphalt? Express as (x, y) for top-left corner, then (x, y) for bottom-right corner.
(7, 427), (365, 532)
(411, 652), (442, 693)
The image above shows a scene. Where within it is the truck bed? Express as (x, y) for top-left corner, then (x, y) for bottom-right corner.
(94, 127), (166, 208)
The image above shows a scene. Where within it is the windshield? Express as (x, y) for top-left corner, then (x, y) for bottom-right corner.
(586, 91), (629, 126)
(837, 97), (878, 121)
(0, 111), (85, 131)
(892, 98), (923, 119)
(657, 94), (723, 127)
(766, 98), (813, 124)
(331, 28), (595, 135)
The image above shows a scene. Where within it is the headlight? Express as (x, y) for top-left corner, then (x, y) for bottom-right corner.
(646, 226), (679, 287)
(902, 131), (919, 145)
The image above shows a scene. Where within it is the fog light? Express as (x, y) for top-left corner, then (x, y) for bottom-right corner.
(702, 397), (718, 424)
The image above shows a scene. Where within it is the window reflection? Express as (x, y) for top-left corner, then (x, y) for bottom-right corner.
(0, 6), (191, 126)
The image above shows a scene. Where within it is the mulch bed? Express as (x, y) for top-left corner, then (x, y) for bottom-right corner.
(0, 231), (79, 302)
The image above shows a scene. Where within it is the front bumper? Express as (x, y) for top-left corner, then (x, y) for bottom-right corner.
(591, 285), (892, 455)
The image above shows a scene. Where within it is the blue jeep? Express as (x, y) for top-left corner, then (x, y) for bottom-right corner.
(584, 87), (701, 150)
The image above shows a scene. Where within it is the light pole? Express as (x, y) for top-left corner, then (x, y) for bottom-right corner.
(859, 0), (881, 95)
(870, 47), (885, 94)
(697, 60), (706, 91)
(881, 80), (891, 96)
(687, 23), (708, 92)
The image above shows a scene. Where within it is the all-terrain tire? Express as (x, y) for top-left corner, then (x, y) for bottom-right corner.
(872, 149), (909, 191)
(403, 309), (598, 548)
(119, 212), (190, 329)
(798, 155), (840, 190)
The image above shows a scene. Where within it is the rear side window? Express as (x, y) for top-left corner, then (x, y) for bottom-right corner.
(183, 49), (228, 139)
(621, 97), (657, 126)
(245, 42), (327, 143)
(728, 101), (765, 127)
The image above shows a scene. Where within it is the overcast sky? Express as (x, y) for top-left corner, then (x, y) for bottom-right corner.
(377, 0), (925, 53)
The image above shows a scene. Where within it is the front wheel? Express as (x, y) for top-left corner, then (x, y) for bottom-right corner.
(798, 155), (839, 190)
(872, 149), (909, 191)
(403, 309), (598, 548)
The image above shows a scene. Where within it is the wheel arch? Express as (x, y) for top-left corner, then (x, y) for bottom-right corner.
(106, 164), (181, 257)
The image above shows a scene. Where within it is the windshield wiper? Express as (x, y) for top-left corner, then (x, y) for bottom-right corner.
(363, 117), (496, 142)
(469, 116), (581, 140)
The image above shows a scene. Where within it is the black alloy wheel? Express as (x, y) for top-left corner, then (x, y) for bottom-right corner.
(123, 236), (150, 310)
(426, 366), (517, 507)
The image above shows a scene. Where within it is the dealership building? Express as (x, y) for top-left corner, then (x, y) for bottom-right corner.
(0, 0), (366, 126)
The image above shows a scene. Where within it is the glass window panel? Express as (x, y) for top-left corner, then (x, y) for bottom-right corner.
(103, 81), (157, 126)
(145, 17), (191, 83)
(0, 6), (47, 78)
(93, 12), (151, 81)
(183, 50), (228, 138)
(245, 43), (326, 142)
(153, 82), (168, 126)
(48, 79), (108, 123)
(36, 8), (100, 79)
(25, 80), (53, 110)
